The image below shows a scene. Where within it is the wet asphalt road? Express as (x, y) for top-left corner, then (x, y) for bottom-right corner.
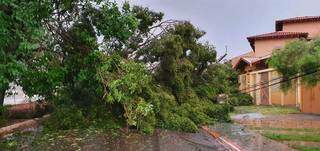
(81, 129), (231, 151)
(1, 128), (231, 151)
(158, 129), (230, 151)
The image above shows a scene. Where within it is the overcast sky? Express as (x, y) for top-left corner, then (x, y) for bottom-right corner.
(118, 0), (320, 58)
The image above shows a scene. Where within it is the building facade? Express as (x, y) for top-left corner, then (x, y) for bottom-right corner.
(232, 16), (320, 114)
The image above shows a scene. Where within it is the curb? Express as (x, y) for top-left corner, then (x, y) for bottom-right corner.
(0, 114), (50, 138)
(201, 126), (245, 151)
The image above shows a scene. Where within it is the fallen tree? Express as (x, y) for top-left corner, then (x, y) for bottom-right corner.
(0, 0), (251, 133)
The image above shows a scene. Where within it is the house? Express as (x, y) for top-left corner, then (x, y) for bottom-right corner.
(4, 83), (37, 105)
(232, 16), (320, 114)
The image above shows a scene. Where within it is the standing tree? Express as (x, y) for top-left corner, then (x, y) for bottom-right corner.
(0, 0), (52, 105)
(268, 39), (320, 90)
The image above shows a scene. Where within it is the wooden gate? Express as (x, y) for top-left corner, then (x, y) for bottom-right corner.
(260, 72), (269, 105)
(301, 84), (320, 114)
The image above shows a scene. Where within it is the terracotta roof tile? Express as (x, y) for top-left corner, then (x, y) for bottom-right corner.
(277, 16), (320, 23)
(232, 53), (272, 69)
(247, 31), (308, 41)
(230, 51), (254, 67)
(247, 31), (308, 50)
(276, 16), (320, 31)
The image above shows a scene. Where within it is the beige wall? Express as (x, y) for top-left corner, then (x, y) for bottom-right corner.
(283, 21), (320, 38)
(270, 71), (282, 105)
(301, 83), (320, 114)
(283, 81), (297, 106)
(243, 69), (299, 107)
(254, 38), (297, 57)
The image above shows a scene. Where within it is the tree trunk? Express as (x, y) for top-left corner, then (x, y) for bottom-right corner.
(0, 90), (5, 106)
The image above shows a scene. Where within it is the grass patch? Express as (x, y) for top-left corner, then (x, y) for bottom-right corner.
(230, 105), (299, 116)
(263, 133), (320, 142)
(249, 127), (320, 133)
(292, 145), (320, 151)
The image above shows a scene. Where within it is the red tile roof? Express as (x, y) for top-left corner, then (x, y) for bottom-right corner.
(276, 16), (320, 31)
(231, 51), (254, 67)
(247, 31), (308, 41)
(232, 52), (272, 69)
(247, 31), (308, 50)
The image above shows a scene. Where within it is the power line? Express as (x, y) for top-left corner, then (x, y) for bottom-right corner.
(241, 69), (310, 91)
(241, 68), (320, 93)
(243, 69), (320, 93)
(239, 73), (282, 91)
(239, 65), (320, 92)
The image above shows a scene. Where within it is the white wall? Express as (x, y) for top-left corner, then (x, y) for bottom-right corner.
(3, 84), (33, 105)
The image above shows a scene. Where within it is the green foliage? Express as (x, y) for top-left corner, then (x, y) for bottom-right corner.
(45, 105), (89, 130)
(0, 106), (8, 126)
(0, 0), (52, 103)
(205, 103), (233, 122)
(157, 102), (232, 133)
(132, 6), (164, 33)
(0, 138), (18, 151)
(138, 22), (238, 103)
(269, 38), (320, 90)
(132, 22), (239, 132)
(0, 0), (242, 134)
(19, 52), (66, 100)
(161, 113), (198, 132)
(263, 132), (320, 142)
(155, 96), (232, 132)
(98, 55), (156, 133)
(231, 105), (299, 116)
(228, 93), (253, 106)
(45, 103), (123, 131)
(293, 145), (320, 151)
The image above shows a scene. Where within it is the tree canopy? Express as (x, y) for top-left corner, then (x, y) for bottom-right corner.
(269, 38), (320, 90)
(0, 0), (52, 104)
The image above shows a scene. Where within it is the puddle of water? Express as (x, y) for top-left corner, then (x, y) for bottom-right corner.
(232, 113), (265, 120)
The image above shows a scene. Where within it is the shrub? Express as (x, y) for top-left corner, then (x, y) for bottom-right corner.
(204, 103), (232, 122)
(188, 109), (212, 125)
(137, 111), (156, 134)
(44, 105), (89, 130)
(161, 113), (198, 133)
(155, 97), (233, 133)
(194, 85), (217, 101)
(44, 104), (124, 132)
(175, 103), (212, 125)
(228, 93), (253, 106)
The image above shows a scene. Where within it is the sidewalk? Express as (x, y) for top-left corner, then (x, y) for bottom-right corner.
(233, 113), (320, 129)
